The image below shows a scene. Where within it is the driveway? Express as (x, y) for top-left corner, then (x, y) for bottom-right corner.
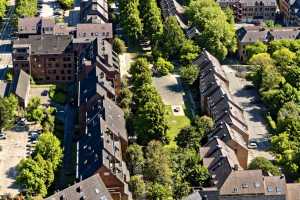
(0, 130), (28, 196)
(222, 65), (274, 163)
(153, 74), (185, 106)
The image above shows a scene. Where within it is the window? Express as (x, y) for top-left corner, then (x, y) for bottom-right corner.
(48, 58), (56, 61)
(46, 77), (50, 80)
(62, 76), (65, 80)
(56, 76), (60, 80)
(61, 70), (65, 74)
(55, 63), (59, 68)
(63, 57), (71, 62)
(67, 70), (71, 73)
(68, 76), (71, 80)
(68, 64), (72, 68)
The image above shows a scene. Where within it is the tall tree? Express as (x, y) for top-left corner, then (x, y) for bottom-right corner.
(15, 0), (37, 17)
(186, 0), (237, 60)
(139, 0), (163, 43)
(0, 0), (7, 19)
(119, 0), (143, 41)
(125, 144), (144, 175)
(0, 95), (19, 131)
(129, 58), (152, 91)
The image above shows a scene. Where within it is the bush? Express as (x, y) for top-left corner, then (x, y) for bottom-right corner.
(58, 0), (73, 10)
(180, 65), (199, 85)
(155, 57), (174, 76)
(113, 37), (126, 54)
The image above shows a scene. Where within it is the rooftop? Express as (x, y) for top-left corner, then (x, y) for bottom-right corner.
(45, 174), (113, 200)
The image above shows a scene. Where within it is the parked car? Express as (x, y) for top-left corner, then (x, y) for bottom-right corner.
(0, 133), (7, 140)
(248, 142), (258, 149)
(41, 90), (48, 96)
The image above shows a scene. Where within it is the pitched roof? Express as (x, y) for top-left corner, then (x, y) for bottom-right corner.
(182, 192), (202, 200)
(264, 176), (286, 196)
(13, 35), (72, 55)
(220, 170), (265, 195)
(18, 17), (41, 34)
(200, 138), (241, 188)
(11, 70), (30, 100)
(45, 174), (113, 200)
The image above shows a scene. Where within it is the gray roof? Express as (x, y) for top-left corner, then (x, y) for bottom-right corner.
(45, 174), (113, 200)
(13, 35), (72, 55)
(76, 23), (113, 39)
(18, 17), (41, 34)
(102, 97), (127, 141)
(200, 138), (242, 188)
(11, 70), (30, 100)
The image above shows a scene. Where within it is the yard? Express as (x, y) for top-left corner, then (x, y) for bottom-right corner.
(165, 106), (191, 148)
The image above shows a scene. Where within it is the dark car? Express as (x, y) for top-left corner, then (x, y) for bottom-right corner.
(41, 90), (48, 96)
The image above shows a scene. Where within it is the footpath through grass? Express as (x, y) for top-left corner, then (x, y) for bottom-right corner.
(165, 105), (191, 148)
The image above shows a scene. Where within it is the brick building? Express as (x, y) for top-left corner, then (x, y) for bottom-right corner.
(12, 35), (75, 83)
(217, 0), (277, 22)
(278, 0), (300, 25)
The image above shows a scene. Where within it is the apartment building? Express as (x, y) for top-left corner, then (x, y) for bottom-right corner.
(217, 0), (277, 22)
(12, 35), (75, 83)
(237, 26), (300, 61)
(80, 0), (109, 24)
(278, 0), (300, 25)
(17, 17), (72, 38)
(45, 174), (113, 200)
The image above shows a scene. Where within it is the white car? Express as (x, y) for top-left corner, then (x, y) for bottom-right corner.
(248, 142), (258, 149)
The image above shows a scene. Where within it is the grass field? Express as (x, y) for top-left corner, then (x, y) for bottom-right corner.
(165, 106), (191, 148)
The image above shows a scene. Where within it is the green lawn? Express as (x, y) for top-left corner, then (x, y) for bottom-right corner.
(165, 106), (191, 148)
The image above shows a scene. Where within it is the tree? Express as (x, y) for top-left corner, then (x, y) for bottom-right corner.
(15, 0), (37, 17)
(41, 107), (55, 132)
(154, 57), (174, 76)
(180, 65), (199, 85)
(125, 144), (144, 175)
(146, 182), (172, 199)
(186, 0), (237, 60)
(139, 0), (163, 43)
(119, 0), (143, 41)
(248, 157), (281, 176)
(113, 37), (126, 54)
(192, 115), (214, 134)
(58, 0), (73, 10)
(176, 127), (200, 150)
(179, 40), (200, 65)
(34, 132), (63, 170)
(277, 101), (300, 140)
(134, 98), (168, 145)
(16, 157), (48, 197)
(31, 108), (45, 123)
(159, 16), (186, 59)
(245, 42), (268, 60)
(129, 175), (146, 199)
(0, 95), (19, 131)
(0, 0), (7, 19)
(129, 58), (152, 90)
(272, 48), (296, 69)
(144, 141), (172, 185)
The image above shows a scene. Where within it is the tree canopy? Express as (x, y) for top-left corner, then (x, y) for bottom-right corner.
(248, 157), (281, 176)
(0, 95), (19, 131)
(15, 0), (37, 17)
(186, 0), (237, 60)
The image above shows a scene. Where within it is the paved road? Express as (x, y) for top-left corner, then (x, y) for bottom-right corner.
(222, 65), (274, 163)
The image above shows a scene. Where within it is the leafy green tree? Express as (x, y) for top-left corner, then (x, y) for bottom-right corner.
(277, 101), (300, 140)
(186, 0), (236, 60)
(139, 0), (163, 43)
(58, 0), (73, 10)
(15, 0), (37, 17)
(144, 141), (172, 185)
(129, 58), (152, 90)
(272, 48), (296, 69)
(125, 144), (144, 175)
(0, 95), (19, 131)
(31, 108), (45, 123)
(245, 42), (268, 60)
(34, 132), (63, 170)
(119, 0), (143, 41)
(223, 7), (235, 24)
(248, 157), (281, 176)
(0, 0), (7, 19)
(41, 107), (55, 132)
(146, 182), (172, 199)
(192, 115), (214, 133)
(180, 65), (199, 85)
(134, 97), (168, 145)
(16, 157), (48, 197)
(179, 40), (200, 65)
(113, 37), (126, 54)
(159, 16), (186, 59)
(154, 57), (174, 76)
(129, 175), (146, 199)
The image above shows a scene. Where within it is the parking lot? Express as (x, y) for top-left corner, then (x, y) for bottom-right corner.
(0, 122), (42, 196)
